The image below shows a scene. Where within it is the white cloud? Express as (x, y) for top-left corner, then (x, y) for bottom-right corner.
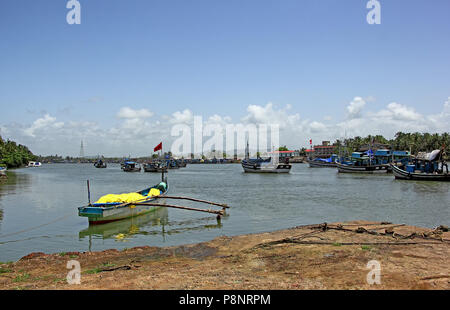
(170, 109), (194, 124)
(117, 107), (153, 119)
(3, 97), (449, 156)
(346, 97), (366, 119)
(373, 102), (422, 121)
(23, 114), (64, 137)
(242, 102), (301, 129)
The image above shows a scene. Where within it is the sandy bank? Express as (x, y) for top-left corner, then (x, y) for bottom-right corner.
(0, 220), (448, 290)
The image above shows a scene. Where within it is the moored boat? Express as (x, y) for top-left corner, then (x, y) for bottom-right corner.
(307, 154), (338, 168)
(144, 162), (168, 173)
(78, 181), (169, 224)
(94, 159), (107, 168)
(337, 162), (390, 173)
(337, 152), (390, 174)
(122, 161), (141, 172)
(241, 142), (291, 173)
(27, 161), (42, 167)
(0, 166), (6, 176)
(391, 149), (449, 181)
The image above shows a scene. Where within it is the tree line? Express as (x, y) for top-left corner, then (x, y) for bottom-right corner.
(335, 132), (449, 155)
(0, 136), (37, 168)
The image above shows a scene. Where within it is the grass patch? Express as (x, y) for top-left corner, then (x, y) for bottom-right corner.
(0, 267), (13, 274)
(58, 252), (67, 257)
(84, 267), (103, 274)
(102, 262), (116, 268)
(361, 245), (372, 251)
(332, 243), (342, 246)
(69, 255), (79, 259)
(13, 273), (30, 282)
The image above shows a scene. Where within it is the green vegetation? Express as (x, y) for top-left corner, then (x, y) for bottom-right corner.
(0, 267), (13, 274)
(13, 273), (31, 282)
(361, 245), (372, 251)
(0, 136), (37, 168)
(337, 132), (449, 157)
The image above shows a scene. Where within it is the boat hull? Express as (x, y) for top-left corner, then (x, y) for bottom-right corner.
(337, 163), (390, 173)
(78, 201), (165, 224)
(308, 160), (337, 168)
(391, 164), (450, 181)
(242, 162), (291, 173)
(78, 184), (168, 224)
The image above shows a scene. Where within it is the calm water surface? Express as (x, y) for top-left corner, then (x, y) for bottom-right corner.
(0, 163), (449, 261)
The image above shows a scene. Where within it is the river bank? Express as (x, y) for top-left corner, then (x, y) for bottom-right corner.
(0, 220), (448, 290)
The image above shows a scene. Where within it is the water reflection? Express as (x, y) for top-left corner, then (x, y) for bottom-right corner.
(78, 207), (225, 251)
(0, 171), (33, 228)
(79, 208), (170, 241)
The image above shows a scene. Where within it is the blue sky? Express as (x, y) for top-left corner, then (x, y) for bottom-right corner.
(0, 0), (449, 156)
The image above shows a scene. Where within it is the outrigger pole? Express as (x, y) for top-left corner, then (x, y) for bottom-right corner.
(129, 202), (226, 218)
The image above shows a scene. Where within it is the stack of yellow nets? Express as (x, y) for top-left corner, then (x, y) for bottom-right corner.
(95, 188), (160, 204)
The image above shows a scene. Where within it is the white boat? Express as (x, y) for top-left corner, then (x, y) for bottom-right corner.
(0, 166), (6, 176)
(27, 161), (42, 167)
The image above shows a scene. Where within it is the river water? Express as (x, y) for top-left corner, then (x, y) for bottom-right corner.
(0, 163), (449, 261)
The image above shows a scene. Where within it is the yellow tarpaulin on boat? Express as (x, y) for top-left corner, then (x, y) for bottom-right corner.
(95, 188), (161, 204)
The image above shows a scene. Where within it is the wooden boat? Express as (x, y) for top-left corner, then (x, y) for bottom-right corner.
(241, 142), (291, 173)
(143, 162), (168, 173)
(242, 158), (292, 173)
(391, 149), (449, 181)
(337, 151), (390, 174)
(78, 182), (169, 224)
(167, 160), (179, 169)
(337, 162), (390, 173)
(122, 161), (141, 172)
(307, 155), (338, 168)
(94, 159), (107, 168)
(391, 164), (450, 181)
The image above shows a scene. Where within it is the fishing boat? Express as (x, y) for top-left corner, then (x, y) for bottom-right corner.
(241, 142), (291, 173)
(122, 161), (141, 172)
(167, 160), (179, 169)
(94, 159), (107, 168)
(143, 161), (168, 173)
(337, 151), (390, 173)
(78, 181), (169, 225)
(391, 149), (449, 181)
(307, 154), (338, 168)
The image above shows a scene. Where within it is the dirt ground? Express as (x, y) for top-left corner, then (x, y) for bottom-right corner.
(0, 220), (449, 290)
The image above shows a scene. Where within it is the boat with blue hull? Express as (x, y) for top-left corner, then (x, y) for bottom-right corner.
(391, 149), (449, 181)
(307, 154), (338, 168)
(78, 181), (168, 225)
(337, 151), (390, 173)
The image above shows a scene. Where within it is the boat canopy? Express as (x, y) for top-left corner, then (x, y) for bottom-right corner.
(416, 150), (441, 161)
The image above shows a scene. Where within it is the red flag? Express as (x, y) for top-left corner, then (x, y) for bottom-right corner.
(154, 142), (162, 152)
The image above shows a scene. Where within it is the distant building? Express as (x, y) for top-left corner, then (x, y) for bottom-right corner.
(273, 150), (300, 159)
(313, 141), (337, 158)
